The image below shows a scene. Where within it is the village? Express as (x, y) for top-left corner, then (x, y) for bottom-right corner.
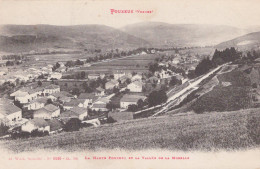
(0, 48), (197, 138)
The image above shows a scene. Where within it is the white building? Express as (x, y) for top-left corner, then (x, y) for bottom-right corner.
(33, 104), (60, 119)
(21, 118), (50, 133)
(120, 94), (146, 109)
(10, 87), (42, 104)
(127, 81), (143, 93)
(48, 72), (62, 80)
(43, 84), (60, 96)
(114, 71), (126, 80)
(131, 74), (142, 82)
(105, 80), (119, 90)
(70, 107), (88, 121)
(0, 99), (22, 126)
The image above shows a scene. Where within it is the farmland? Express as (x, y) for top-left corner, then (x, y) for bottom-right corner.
(71, 54), (159, 75)
(1, 108), (259, 152)
(25, 53), (90, 66)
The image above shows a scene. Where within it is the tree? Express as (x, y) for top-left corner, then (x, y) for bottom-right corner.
(194, 57), (213, 76)
(80, 71), (86, 79)
(149, 62), (160, 73)
(169, 76), (182, 86)
(148, 90), (167, 107)
(47, 99), (53, 104)
(113, 87), (119, 93)
(127, 104), (138, 112)
(37, 81), (42, 87)
(106, 102), (117, 111)
(63, 118), (81, 132)
(72, 88), (80, 96)
(0, 123), (9, 137)
(137, 99), (144, 109)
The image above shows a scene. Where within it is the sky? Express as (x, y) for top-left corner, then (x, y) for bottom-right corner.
(0, 0), (259, 28)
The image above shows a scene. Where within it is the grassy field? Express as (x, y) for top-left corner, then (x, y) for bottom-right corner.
(189, 68), (252, 114)
(1, 108), (259, 152)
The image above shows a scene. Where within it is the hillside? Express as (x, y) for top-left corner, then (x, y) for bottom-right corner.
(1, 108), (259, 152)
(216, 31), (260, 50)
(0, 24), (150, 53)
(121, 22), (247, 47)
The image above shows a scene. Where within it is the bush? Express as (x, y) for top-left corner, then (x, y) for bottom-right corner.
(148, 90), (167, 107)
(63, 118), (81, 132)
(0, 123), (9, 137)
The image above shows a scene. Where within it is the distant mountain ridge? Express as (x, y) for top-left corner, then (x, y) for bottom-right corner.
(216, 31), (260, 50)
(0, 24), (150, 53)
(121, 22), (249, 47)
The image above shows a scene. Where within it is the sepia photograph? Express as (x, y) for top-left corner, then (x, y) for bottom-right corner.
(0, 0), (259, 168)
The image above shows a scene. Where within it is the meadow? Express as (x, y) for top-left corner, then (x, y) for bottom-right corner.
(1, 108), (259, 152)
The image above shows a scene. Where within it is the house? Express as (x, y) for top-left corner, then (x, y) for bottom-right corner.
(91, 97), (110, 112)
(78, 93), (98, 107)
(120, 94), (146, 109)
(119, 75), (132, 84)
(114, 70), (126, 80)
(56, 67), (66, 73)
(60, 110), (79, 123)
(48, 72), (62, 80)
(21, 118), (50, 133)
(108, 111), (134, 122)
(70, 107), (88, 120)
(88, 73), (100, 80)
(63, 99), (88, 110)
(147, 76), (160, 84)
(23, 97), (48, 110)
(105, 80), (119, 90)
(33, 104), (60, 119)
(127, 81), (143, 92)
(131, 74), (142, 82)
(10, 87), (42, 104)
(0, 98), (22, 126)
(43, 84), (60, 96)
(95, 87), (105, 96)
(51, 91), (74, 103)
(47, 119), (63, 134)
(91, 104), (108, 112)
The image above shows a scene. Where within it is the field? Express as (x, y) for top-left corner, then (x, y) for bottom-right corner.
(1, 108), (260, 152)
(25, 53), (91, 66)
(189, 68), (252, 114)
(77, 54), (159, 74)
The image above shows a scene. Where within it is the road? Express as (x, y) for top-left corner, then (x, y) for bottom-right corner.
(151, 64), (225, 117)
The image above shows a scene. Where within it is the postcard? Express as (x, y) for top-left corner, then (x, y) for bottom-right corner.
(0, 0), (259, 169)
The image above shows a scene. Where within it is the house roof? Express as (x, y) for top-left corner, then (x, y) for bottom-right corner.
(132, 74), (142, 79)
(92, 104), (107, 109)
(60, 110), (79, 119)
(106, 80), (119, 86)
(44, 104), (59, 112)
(45, 84), (60, 90)
(129, 81), (143, 88)
(70, 107), (88, 115)
(63, 99), (85, 107)
(96, 87), (105, 92)
(29, 118), (49, 128)
(0, 99), (21, 116)
(30, 97), (48, 104)
(47, 119), (63, 131)
(88, 73), (99, 77)
(78, 93), (98, 100)
(34, 104), (59, 116)
(120, 94), (146, 103)
(52, 91), (73, 98)
(94, 97), (110, 104)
